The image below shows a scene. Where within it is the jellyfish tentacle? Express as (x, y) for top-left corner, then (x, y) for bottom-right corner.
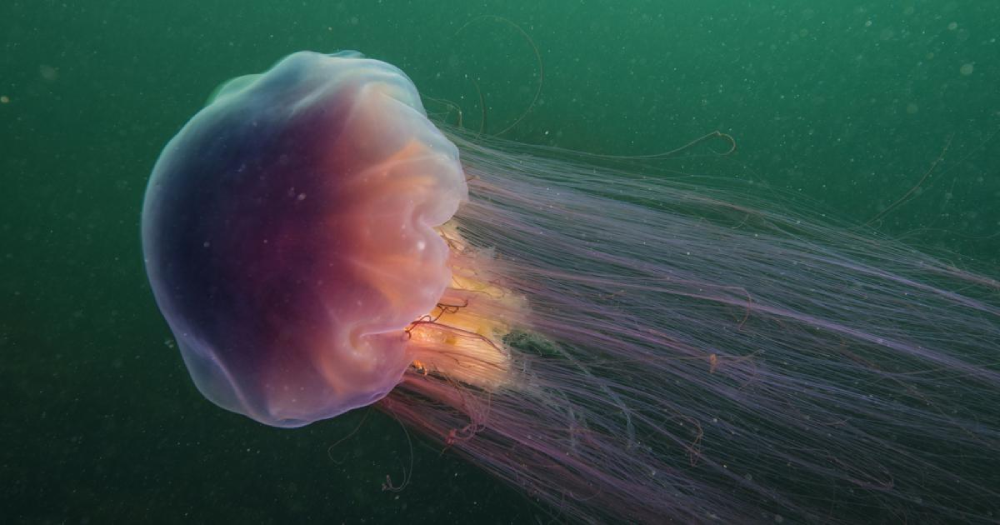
(455, 15), (544, 136)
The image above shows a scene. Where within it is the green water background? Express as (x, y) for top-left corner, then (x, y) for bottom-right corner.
(2, 1), (998, 523)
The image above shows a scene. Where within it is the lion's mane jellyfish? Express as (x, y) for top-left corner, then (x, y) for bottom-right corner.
(143, 51), (1000, 523)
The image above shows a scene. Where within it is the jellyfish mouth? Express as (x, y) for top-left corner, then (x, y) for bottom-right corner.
(402, 220), (527, 391)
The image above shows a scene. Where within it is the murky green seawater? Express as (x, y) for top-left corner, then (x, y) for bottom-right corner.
(2, 1), (997, 523)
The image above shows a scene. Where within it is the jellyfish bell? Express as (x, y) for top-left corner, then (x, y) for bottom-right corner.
(142, 51), (516, 428)
(143, 50), (1000, 523)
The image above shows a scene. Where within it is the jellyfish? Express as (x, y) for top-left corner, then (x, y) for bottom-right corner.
(142, 51), (1000, 523)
